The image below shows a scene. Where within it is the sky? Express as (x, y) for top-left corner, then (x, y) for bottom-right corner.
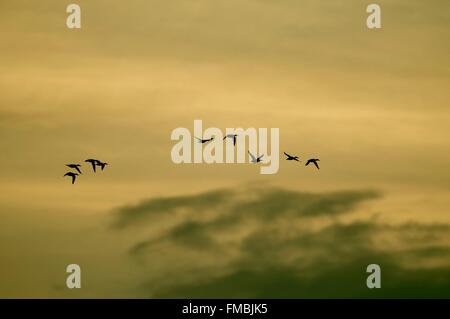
(0, 0), (449, 298)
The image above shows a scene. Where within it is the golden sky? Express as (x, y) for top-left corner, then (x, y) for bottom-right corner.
(0, 0), (449, 297)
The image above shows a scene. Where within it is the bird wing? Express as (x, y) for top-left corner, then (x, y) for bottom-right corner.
(313, 161), (320, 169)
(248, 151), (256, 162)
(71, 175), (76, 184)
(257, 154), (264, 161)
(91, 162), (96, 172)
(284, 152), (292, 158)
(75, 166), (82, 174)
(305, 160), (311, 166)
(233, 136), (236, 146)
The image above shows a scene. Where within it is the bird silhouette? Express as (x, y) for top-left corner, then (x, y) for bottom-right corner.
(66, 164), (82, 174)
(223, 134), (238, 146)
(305, 158), (320, 170)
(284, 152), (300, 162)
(96, 160), (109, 171)
(85, 159), (99, 172)
(248, 151), (264, 163)
(64, 172), (78, 184)
(195, 136), (214, 144)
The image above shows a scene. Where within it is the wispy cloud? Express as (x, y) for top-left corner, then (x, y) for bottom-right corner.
(113, 187), (379, 229)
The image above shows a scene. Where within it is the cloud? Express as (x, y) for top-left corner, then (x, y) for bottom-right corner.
(111, 186), (450, 298)
(113, 186), (379, 229)
(112, 188), (234, 229)
(113, 186), (380, 257)
(149, 254), (450, 298)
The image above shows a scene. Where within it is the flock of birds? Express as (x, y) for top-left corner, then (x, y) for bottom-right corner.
(64, 135), (318, 184)
(196, 135), (320, 169)
(64, 158), (109, 184)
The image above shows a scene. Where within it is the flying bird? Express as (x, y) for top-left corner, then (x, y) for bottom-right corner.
(195, 136), (214, 144)
(85, 159), (99, 172)
(305, 158), (320, 170)
(223, 134), (238, 146)
(64, 172), (78, 184)
(284, 152), (300, 162)
(248, 151), (264, 163)
(96, 160), (109, 171)
(66, 164), (82, 174)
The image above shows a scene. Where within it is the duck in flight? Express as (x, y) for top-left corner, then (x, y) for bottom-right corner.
(66, 164), (82, 174)
(85, 159), (99, 172)
(96, 160), (109, 171)
(64, 172), (78, 184)
(195, 136), (214, 144)
(305, 158), (320, 170)
(248, 151), (264, 164)
(284, 152), (300, 162)
(223, 134), (238, 146)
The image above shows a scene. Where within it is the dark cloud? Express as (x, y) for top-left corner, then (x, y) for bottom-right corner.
(112, 186), (450, 298)
(150, 255), (450, 298)
(112, 188), (233, 229)
(130, 220), (217, 255)
(117, 187), (379, 255)
(113, 187), (379, 229)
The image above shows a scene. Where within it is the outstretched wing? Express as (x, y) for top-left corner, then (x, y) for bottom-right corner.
(71, 175), (76, 184)
(305, 159), (311, 166)
(248, 151), (256, 162)
(313, 161), (320, 169)
(233, 136), (236, 146)
(194, 136), (203, 143)
(284, 152), (292, 158)
(74, 166), (82, 174)
(257, 154), (264, 161)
